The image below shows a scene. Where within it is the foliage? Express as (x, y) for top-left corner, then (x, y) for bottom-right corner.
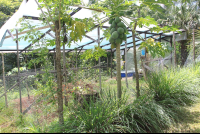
(145, 67), (200, 108)
(6, 67), (27, 76)
(139, 38), (173, 58)
(58, 87), (128, 133)
(118, 94), (173, 133)
(0, 0), (22, 27)
(80, 45), (107, 61)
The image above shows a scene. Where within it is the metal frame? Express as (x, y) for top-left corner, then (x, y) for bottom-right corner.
(0, 6), (187, 53)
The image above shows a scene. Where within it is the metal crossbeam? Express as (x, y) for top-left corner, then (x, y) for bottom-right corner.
(84, 35), (98, 43)
(65, 36), (105, 53)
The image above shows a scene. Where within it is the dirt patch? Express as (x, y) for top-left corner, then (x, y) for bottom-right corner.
(12, 95), (36, 114)
(12, 95), (58, 124)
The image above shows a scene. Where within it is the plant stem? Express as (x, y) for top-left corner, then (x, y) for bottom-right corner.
(116, 44), (122, 100)
(55, 20), (64, 126)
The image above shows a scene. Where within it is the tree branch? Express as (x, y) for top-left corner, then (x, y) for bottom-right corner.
(34, 0), (54, 31)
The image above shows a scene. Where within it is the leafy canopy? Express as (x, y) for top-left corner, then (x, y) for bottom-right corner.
(139, 38), (173, 58)
(81, 45), (107, 61)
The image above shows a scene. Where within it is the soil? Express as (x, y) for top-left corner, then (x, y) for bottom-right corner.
(12, 95), (35, 114)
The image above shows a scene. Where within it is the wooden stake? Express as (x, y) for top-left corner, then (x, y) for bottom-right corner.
(193, 29), (195, 67)
(16, 29), (22, 113)
(54, 49), (56, 70)
(170, 37), (172, 65)
(63, 24), (68, 106)
(125, 41), (128, 88)
(2, 53), (8, 108)
(98, 27), (101, 93)
(107, 54), (109, 75)
(173, 31), (176, 67)
(26, 82), (30, 100)
(111, 49), (113, 78)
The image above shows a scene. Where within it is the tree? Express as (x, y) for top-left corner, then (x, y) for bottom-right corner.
(88, 0), (177, 99)
(34, 0), (94, 127)
(0, 0), (22, 28)
(150, 0), (200, 66)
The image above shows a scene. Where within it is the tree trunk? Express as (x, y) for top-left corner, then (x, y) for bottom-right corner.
(97, 27), (102, 94)
(193, 29), (195, 66)
(55, 20), (64, 125)
(125, 41), (128, 88)
(132, 31), (140, 98)
(179, 40), (188, 67)
(116, 44), (122, 99)
(2, 53), (8, 108)
(63, 37), (68, 106)
(173, 31), (176, 67)
(107, 54), (109, 76)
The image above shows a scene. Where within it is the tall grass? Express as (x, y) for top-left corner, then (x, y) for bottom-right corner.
(147, 67), (199, 105)
(59, 87), (129, 133)
(145, 67), (200, 122)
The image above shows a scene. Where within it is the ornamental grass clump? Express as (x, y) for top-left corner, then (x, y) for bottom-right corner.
(146, 68), (200, 107)
(116, 94), (173, 133)
(63, 87), (129, 133)
(145, 67), (200, 122)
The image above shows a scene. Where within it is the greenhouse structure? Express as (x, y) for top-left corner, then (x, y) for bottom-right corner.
(0, 0), (199, 133)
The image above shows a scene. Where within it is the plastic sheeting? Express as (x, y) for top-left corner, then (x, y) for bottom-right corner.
(0, 0), (27, 47)
(0, 0), (187, 52)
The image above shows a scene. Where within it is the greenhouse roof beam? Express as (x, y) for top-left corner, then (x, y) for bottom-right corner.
(23, 15), (45, 21)
(159, 37), (170, 42)
(84, 35), (98, 43)
(7, 30), (15, 40)
(77, 46), (83, 56)
(151, 36), (170, 42)
(47, 32), (55, 38)
(5, 25), (50, 39)
(66, 37), (105, 53)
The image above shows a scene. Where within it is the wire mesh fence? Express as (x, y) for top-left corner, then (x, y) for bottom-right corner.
(0, 64), (114, 116)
